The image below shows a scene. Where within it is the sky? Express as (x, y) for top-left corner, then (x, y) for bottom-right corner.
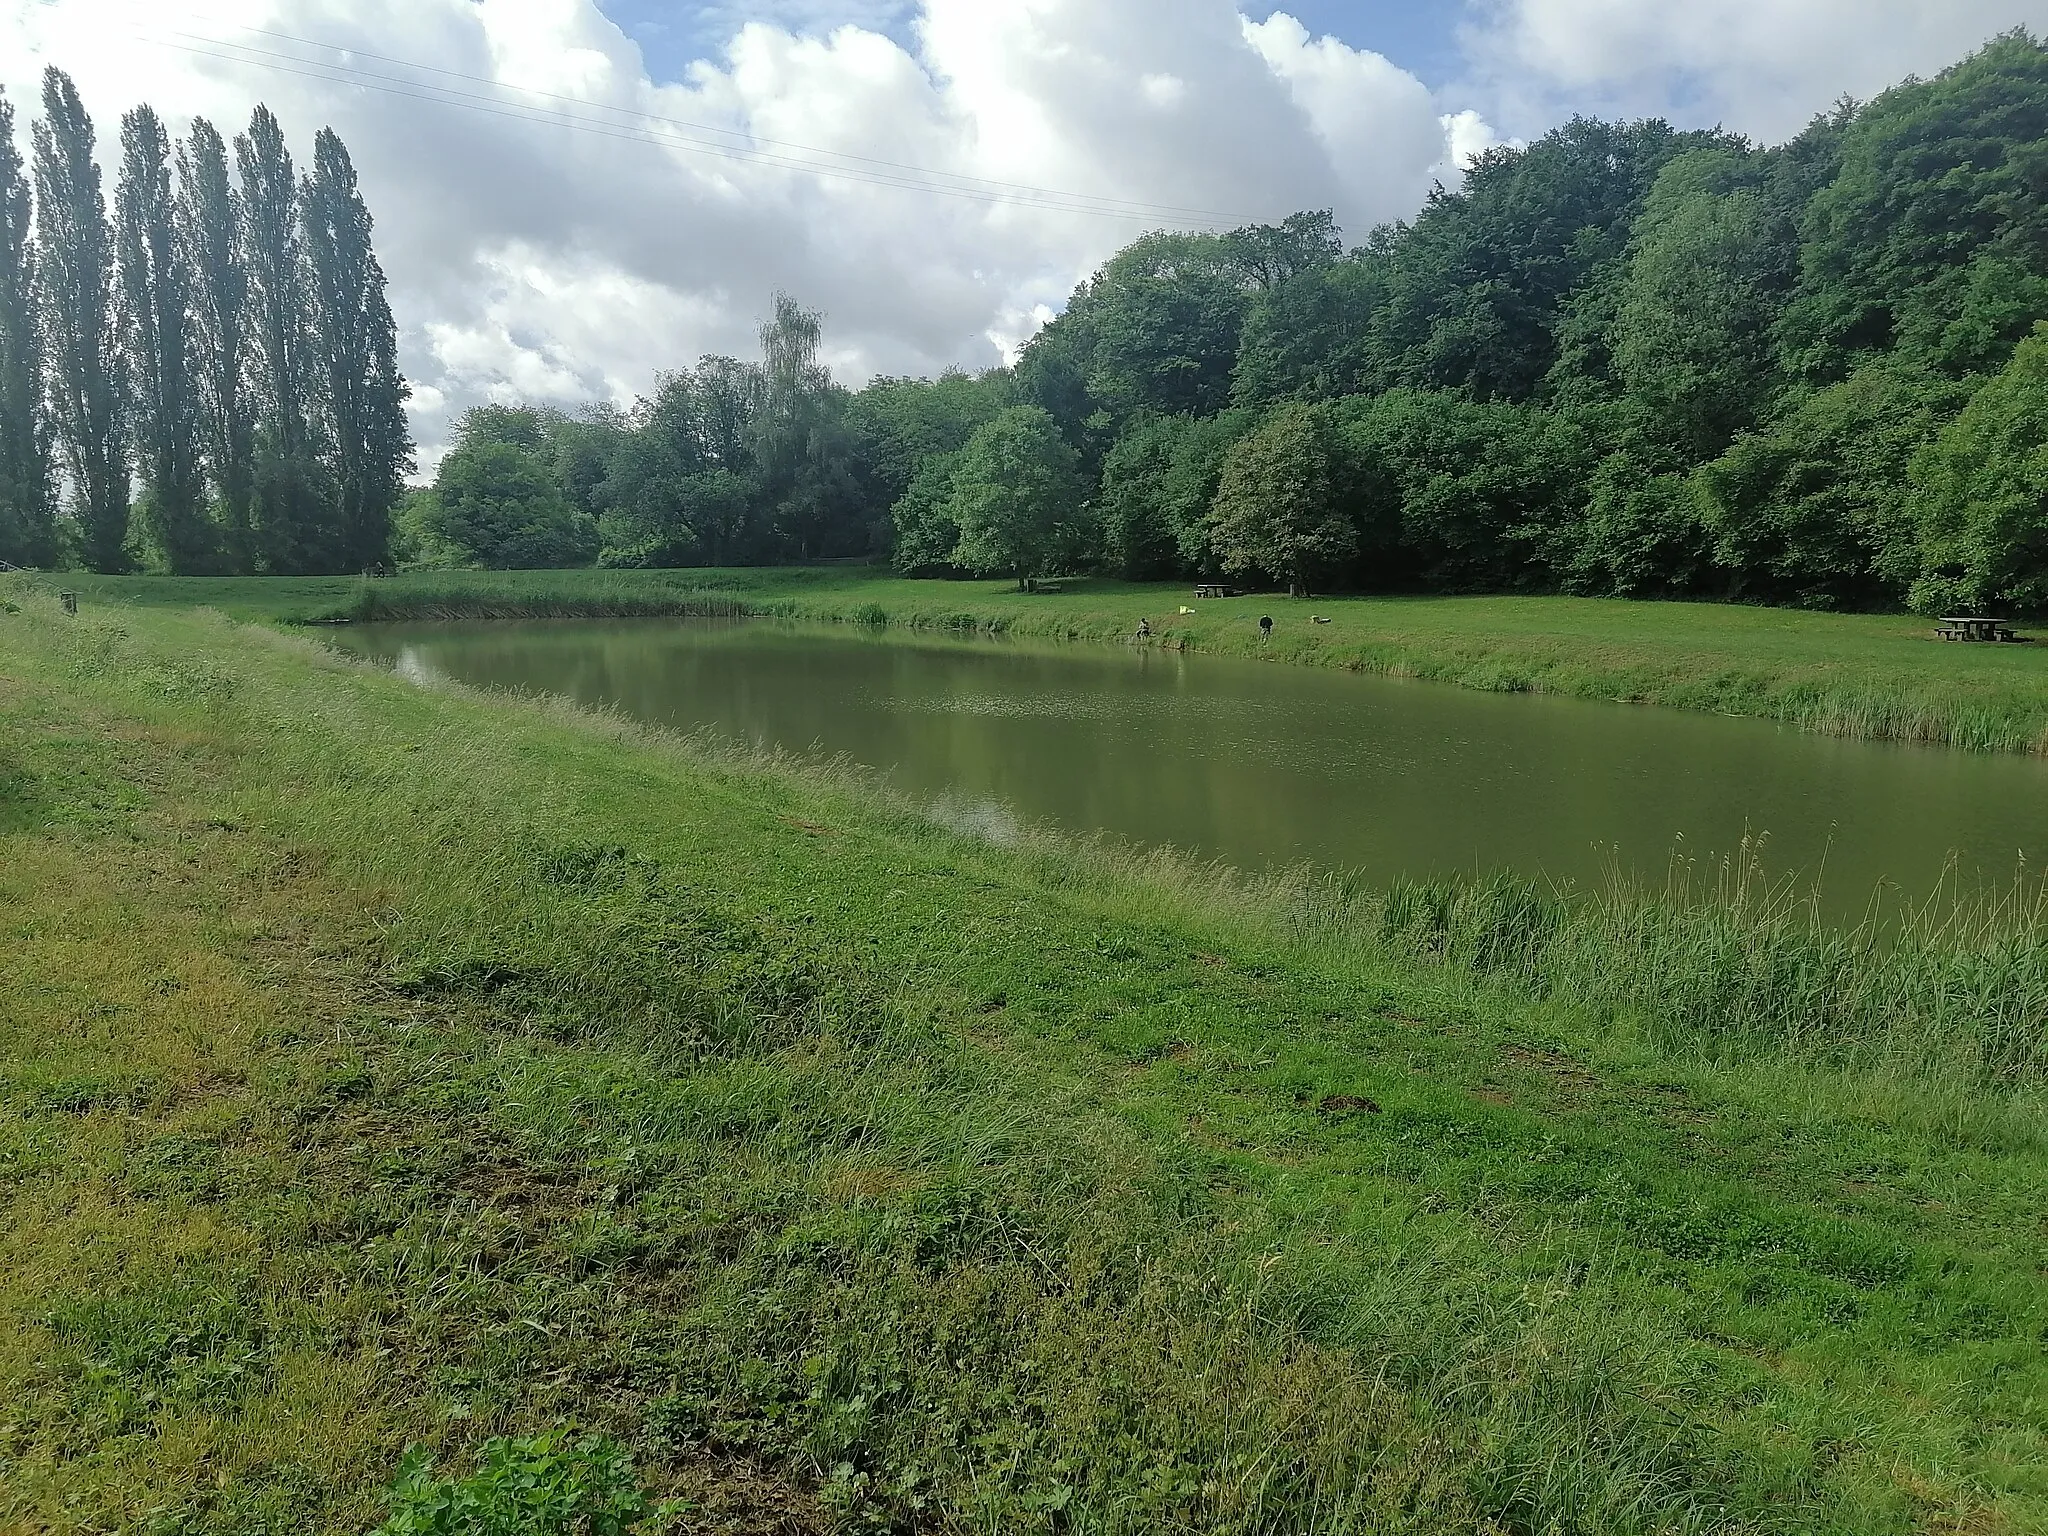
(2, 0), (2045, 468)
(605, 1), (1469, 94)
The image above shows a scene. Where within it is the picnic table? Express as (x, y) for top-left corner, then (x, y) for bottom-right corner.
(1936, 616), (2024, 642)
(1193, 584), (1239, 599)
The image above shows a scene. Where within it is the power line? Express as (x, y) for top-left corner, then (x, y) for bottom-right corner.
(140, 25), (1251, 229)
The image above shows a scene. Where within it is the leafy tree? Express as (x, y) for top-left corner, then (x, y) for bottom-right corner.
(1208, 402), (1355, 595)
(849, 369), (1010, 518)
(1220, 209), (1343, 291)
(239, 104), (331, 571)
(1563, 450), (1714, 597)
(888, 450), (963, 575)
(1098, 409), (1257, 578)
(1233, 255), (1392, 406)
(1933, 253), (2048, 377)
(1782, 30), (2048, 380)
(945, 405), (1085, 586)
(34, 67), (127, 572)
(412, 408), (597, 569)
(1366, 117), (1719, 402)
(597, 364), (761, 567)
(748, 293), (865, 559)
(1335, 390), (1590, 589)
(1904, 324), (2048, 613)
(548, 404), (626, 523)
(1097, 416), (1185, 578)
(1609, 147), (1797, 460)
(116, 104), (210, 573)
(177, 118), (254, 572)
(1696, 359), (1970, 605)
(0, 86), (53, 569)
(1062, 231), (1251, 420)
(1010, 304), (1099, 446)
(303, 127), (411, 572)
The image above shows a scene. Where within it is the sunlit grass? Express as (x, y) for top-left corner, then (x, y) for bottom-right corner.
(2, 583), (2044, 1533)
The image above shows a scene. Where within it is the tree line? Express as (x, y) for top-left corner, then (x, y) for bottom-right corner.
(0, 68), (410, 575)
(273, 33), (2048, 614)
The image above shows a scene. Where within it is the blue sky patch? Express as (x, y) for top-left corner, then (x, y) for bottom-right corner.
(597, 1), (1468, 89)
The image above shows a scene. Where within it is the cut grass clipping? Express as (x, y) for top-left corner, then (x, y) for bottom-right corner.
(1, 583), (2043, 1534)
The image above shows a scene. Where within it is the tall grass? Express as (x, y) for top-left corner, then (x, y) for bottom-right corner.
(345, 572), (758, 624)
(1342, 850), (2048, 1084)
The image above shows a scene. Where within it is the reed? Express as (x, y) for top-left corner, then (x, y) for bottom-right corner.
(1346, 851), (2048, 1083)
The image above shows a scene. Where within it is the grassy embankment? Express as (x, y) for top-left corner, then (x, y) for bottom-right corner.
(3, 581), (2045, 1533)
(42, 566), (2048, 754)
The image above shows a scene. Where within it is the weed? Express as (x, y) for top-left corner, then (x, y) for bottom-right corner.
(371, 1433), (674, 1535)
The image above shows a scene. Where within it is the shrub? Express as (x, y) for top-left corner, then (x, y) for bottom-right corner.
(370, 1432), (667, 1536)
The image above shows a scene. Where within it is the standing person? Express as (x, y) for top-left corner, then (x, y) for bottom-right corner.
(1259, 615), (1273, 642)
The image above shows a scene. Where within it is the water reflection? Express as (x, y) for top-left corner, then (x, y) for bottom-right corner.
(336, 617), (2048, 915)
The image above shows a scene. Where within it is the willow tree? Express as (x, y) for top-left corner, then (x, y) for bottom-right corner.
(302, 127), (409, 571)
(0, 87), (53, 568)
(117, 104), (209, 572)
(34, 67), (126, 572)
(239, 104), (328, 571)
(178, 118), (254, 572)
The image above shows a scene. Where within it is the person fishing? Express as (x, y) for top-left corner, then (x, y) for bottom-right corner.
(1136, 617), (1151, 639)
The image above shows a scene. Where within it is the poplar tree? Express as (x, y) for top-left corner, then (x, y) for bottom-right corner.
(0, 87), (54, 569)
(303, 127), (410, 571)
(178, 118), (254, 573)
(33, 67), (126, 572)
(117, 104), (209, 572)
(238, 103), (329, 572)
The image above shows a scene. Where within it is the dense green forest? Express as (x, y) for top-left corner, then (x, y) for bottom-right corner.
(0, 68), (409, 575)
(402, 30), (2048, 614)
(9, 35), (2048, 612)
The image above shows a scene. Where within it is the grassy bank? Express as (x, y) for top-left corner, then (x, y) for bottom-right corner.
(3, 583), (2044, 1533)
(38, 566), (2048, 754)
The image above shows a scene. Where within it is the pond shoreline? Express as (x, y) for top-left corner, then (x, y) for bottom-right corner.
(22, 566), (2048, 754)
(4, 590), (2043, 1533)
(333, 612), (2048, 922)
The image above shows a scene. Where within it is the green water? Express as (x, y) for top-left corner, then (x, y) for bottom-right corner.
(335, 617), (2048, 912)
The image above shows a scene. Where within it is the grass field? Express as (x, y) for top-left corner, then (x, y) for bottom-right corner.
(3, 579), (2044, 1534)
(33, 566), (2048, 755)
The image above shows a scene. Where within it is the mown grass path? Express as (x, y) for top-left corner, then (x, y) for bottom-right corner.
(2, 590), (2044, 1533)
(42, 566), (2048, 754)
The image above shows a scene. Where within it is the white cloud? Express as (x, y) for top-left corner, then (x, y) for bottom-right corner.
(8, 0), (2035, 474)
(1243, 12), (1483, 219)
(1462, 0), (2048, 140)
(1, 0), (1488, 463)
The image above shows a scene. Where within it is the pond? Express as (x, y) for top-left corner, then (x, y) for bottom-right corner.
(333, 617), (2048, 915)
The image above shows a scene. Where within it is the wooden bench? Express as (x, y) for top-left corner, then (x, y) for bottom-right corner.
(1936, 616), (2022, 642)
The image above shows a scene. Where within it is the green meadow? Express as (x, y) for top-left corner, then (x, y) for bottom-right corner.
(2, 580), (2044, 1533)
(36, 565), (2048, 754)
